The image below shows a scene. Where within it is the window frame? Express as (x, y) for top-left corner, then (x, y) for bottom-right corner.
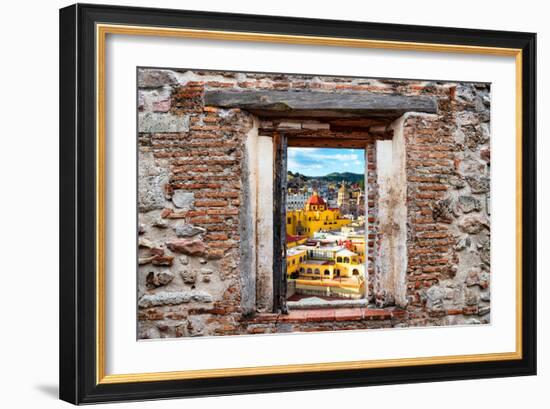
(273, 133), (372, 312)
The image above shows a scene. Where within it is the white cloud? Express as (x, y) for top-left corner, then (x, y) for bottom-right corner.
(287, 147), (365, 176)
(295, 150), (359, 163)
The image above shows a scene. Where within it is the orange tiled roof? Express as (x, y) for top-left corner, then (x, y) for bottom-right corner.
(287, 234), (306, 243)
(307, 194), (326, 206)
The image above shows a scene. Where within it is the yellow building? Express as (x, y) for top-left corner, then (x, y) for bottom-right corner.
(287, 246), (364, 279)
(286, 246), (307, 277)
(286, 244), (366, 299)
(286, 192), (351, 238)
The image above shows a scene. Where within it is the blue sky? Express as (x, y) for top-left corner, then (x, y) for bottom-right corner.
(287, 147), (365, 176)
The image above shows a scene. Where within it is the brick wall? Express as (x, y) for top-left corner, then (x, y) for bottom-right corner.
(404, 84), (491, 326)
(137, 69), (490, 338)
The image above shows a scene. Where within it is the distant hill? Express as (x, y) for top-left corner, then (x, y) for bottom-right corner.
(287, 171), (363, 189)
(317, 172), (364, 184)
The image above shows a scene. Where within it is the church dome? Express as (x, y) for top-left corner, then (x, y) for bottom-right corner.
(307, 193), (326, 206)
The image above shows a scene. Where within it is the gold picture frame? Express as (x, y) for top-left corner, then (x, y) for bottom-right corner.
(60, 4), (536, 404)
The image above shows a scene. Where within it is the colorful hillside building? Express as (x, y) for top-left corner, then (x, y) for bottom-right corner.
(286, 192), (351, 238)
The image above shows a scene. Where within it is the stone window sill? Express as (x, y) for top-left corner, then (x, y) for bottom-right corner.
(245, 307), (407, 324)
(286, 298), (368, 310)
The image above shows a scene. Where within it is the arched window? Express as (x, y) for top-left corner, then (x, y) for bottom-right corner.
(324, 269), (330, 276)
(314, 268), (320, 275)
(307, 268), (312, 274)
(300, 267), (304, 273)
(344, 257), (350, 263)
(336, 257), (342, 262)
(352, 269), (359, 276)
(299, 256), (302, 262)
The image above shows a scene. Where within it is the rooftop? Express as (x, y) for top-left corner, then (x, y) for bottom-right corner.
(287, 247), (307, 256)
(286, 234), (306, 243)
(335, 249), (358, 257)
(302, 259), (335, 266)
(306, 193), (326, 206)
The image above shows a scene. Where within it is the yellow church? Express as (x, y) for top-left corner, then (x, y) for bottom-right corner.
(286, 192), (352, 238)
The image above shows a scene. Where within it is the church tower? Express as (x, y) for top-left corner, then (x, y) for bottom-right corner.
(337, 182), (349, 208)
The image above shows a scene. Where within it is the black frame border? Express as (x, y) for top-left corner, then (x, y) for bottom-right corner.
(59, 3), (536, 404)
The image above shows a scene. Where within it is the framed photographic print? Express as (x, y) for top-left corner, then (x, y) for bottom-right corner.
(59, 3), (537, 404)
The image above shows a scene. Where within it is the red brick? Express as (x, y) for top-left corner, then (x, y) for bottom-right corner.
(334, 308), (363, 321)
(281, 310), (307, 322)
(305, 309), (335, 322)
(205, 233), (229, 241)
(195, 200), (228, 207)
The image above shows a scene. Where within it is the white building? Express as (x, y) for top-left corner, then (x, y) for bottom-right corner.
(286, 193), (309, 210)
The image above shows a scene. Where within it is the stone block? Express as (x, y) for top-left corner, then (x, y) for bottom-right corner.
(459, 216), (489, 234)
(466, 176), (490, 194)
(166, 238), (207, 257)
(138, 69), (178, 88)
(138, 291), (213, 308)
(174, 223), (205, 237)
(180, 270), (197, 285)
(458, 195), (481, 213)
(138, 112), (189, 133)
(146, 271), (174, 288)
(172, 190), (195, 210)
(138, 152), (169, 212)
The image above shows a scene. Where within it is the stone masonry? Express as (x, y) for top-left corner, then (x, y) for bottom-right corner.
(137, 68), (490, 338)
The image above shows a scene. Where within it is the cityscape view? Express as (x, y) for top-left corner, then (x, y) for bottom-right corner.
(285, 148), (367, 304)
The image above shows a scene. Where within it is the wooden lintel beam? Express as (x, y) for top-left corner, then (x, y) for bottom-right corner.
(205, 89), (438, 115)
(259, 129), (373, 139)
(287, 137), (370, 148)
